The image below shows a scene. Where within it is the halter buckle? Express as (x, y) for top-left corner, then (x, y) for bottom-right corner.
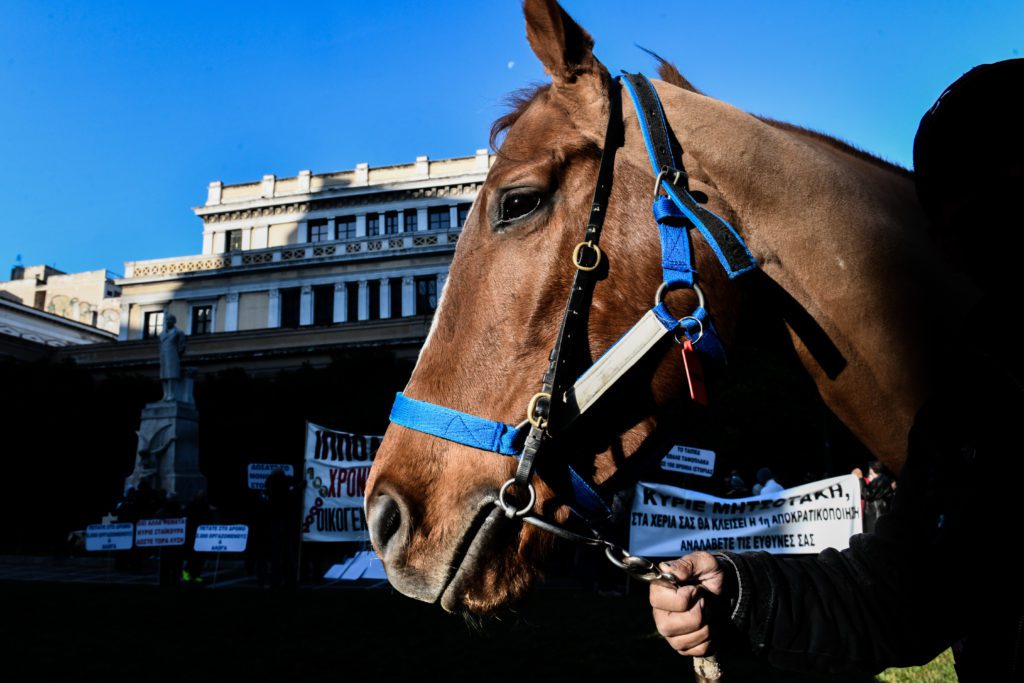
(653, 166), (688, 200)
(526, 392), (551, 429)
(572, 240), (602, 272)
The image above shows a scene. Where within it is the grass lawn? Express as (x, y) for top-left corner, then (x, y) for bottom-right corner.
(0, 581), (953, 682)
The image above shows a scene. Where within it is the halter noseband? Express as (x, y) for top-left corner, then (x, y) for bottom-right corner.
(388, 72), (756, 545)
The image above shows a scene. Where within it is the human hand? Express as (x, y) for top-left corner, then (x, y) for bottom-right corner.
(851, 467), (864, 479)
(649, 552), (728, 657)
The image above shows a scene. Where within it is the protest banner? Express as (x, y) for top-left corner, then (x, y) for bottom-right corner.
(86, 523), (134, 551)
(247, 463), (294, 490)
(660, 445), (716, 477)
(194, 524), (248, 552)
(135, 518), (186, 547)
(629, 474), (862, 557)
(301, 422), (381, 542)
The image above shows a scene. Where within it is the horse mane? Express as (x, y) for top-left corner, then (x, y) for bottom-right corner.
(490, 57), (910, 177)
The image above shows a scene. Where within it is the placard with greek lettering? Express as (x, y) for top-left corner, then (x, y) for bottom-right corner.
(247, 463), (295, 490)
(660, 445), (716, 477)
(135, 518), (186, 547)
(301, 422), (381, 542)
(86, 523), (134, 551)
(629, 475), (863, 557)
(194, 524), (249, 552)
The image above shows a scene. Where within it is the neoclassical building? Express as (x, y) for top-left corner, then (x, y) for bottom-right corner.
(65, 150), (491, 374)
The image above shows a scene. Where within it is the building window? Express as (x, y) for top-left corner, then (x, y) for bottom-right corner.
(225, 230), (243, 252)
(33, 290), (46, 310)
(280, 288), (301, 328)
(345, 282), (359, 321)
(457, 203), (472, 227)
(367, 213), (380, 236)
(404, 209), (418, 232)
(337, 216), (356, 240)
(143, 311), (165, 339)
(415, 276), (438, 315)
(368, 281), (381, 320)
(190, 305), (213, 335)
(309, 220), (331, 242)
(384, 211), (399, 235)
(313, 284), (334, 325)
(390, 277), (403, 317)
(428, 207), (450, 231)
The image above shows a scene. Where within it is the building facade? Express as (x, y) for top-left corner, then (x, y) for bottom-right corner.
(63, 151), (491, 374)
(0, 264), (122, 335)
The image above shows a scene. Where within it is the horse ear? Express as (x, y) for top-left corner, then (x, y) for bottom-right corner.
(523, 0), (604, 89)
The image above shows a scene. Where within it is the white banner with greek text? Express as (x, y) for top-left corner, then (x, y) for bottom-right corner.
(629, 474), (863, 557)
(301, 422), (381, 542)
(194, 524), (248, 552)
(136, 518), (186, 547)
(247, 463), (295, 490)
(660, 445), (716, 477)
(86, 523), (134, 551)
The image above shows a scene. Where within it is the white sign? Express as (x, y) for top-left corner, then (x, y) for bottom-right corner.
(135, 518), (187, 547)
(86, 523), (134, 551)
(323, 551), (387, 581)
(630, 474), (862, 557)
(247, 463), (295, 490)
(194, 524), (249, 552)
(661, 445), (716, 477)
(302, 422), (381, 542)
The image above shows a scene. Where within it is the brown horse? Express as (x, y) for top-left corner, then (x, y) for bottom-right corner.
(365, 0), (957, 614)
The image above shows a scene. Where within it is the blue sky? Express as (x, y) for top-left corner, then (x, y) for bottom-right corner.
(1, 1), (1020, 275)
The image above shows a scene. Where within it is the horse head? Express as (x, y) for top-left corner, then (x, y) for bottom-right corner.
(366, 0), (941, 614)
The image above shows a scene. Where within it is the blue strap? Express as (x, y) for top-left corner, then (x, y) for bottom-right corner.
(621, 73), (756, 280)
(653, 197), (694, 287)
(389, 393), (526, 456)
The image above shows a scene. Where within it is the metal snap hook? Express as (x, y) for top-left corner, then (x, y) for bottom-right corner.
(497, 478), (536, 518)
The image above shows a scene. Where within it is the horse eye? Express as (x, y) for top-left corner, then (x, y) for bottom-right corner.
(499, 191), (542, 223)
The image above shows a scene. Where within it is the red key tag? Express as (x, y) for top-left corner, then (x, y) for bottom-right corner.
(681, 340), (708, 406)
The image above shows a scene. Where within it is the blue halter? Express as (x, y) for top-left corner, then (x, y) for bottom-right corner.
(387, 73), (756, 524)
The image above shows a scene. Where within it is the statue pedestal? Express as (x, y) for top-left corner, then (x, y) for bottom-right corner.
(124, 399), (206, 503)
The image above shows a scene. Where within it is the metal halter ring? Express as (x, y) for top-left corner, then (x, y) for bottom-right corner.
(674, 315), (704, 345)
(526, 392), (551, 429)
(571, 240), (602, 272)
(497, 478), (536, 518)
(655, 281), (705, 311)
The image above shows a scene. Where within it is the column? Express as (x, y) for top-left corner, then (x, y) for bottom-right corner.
(327, 217), (337, 241)
(402, 276), (415, 317)
(267, 289), (280, 328)
(355, 214), (367, 238)
(213, 231), (227, 253)
(241, 228), (252, 250)
(202, 232), (214, 255)
(333, 283), (347, 323)
(297, 220), (309, 244)
(416, 207), (428, 232)
(357, 279), (369, 321)
(118, 302), (130, 340)
(379, 278), (390, 319)
(225, 292), (239, 332)
(436, 272), (448, 298)
(449, 206), (459, 231)
(299, 285), (313, 325)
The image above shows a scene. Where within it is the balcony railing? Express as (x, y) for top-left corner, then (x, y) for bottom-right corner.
(124, 229), (461, 279)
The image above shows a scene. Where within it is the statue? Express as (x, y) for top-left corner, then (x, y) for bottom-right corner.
(160, 313), (187, 401)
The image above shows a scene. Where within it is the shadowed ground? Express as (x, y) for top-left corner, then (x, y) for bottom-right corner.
(0, 574), (950, 682)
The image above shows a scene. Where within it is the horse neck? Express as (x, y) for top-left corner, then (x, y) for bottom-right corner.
(658, 86), (947, 470)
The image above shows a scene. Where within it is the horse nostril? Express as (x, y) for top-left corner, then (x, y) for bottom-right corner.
(370, 493), (403, 552)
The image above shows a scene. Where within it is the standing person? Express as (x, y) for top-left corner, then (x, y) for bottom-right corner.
(183, 492), (215, 584)
(754, 468), (783, 495)
(648, 59), (1024, 679)
(862, 461), (894, 533)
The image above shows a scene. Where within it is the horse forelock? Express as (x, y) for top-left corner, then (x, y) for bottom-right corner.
(490, 83), (552, 152)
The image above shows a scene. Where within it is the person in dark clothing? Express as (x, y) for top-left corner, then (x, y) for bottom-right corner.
(650, 59), (1024, 680)
(861, 460), (894, 533)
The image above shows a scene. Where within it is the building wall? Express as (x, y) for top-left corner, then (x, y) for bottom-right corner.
(268, 222), (298, 248)
(238, 292), (267, 331)
(0, 267), (121, 334)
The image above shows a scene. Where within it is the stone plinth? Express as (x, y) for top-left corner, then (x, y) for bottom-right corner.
(124, 399), (206, 503)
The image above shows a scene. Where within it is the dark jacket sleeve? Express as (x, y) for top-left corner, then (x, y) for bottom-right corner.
(714, 368), (1023, 674)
